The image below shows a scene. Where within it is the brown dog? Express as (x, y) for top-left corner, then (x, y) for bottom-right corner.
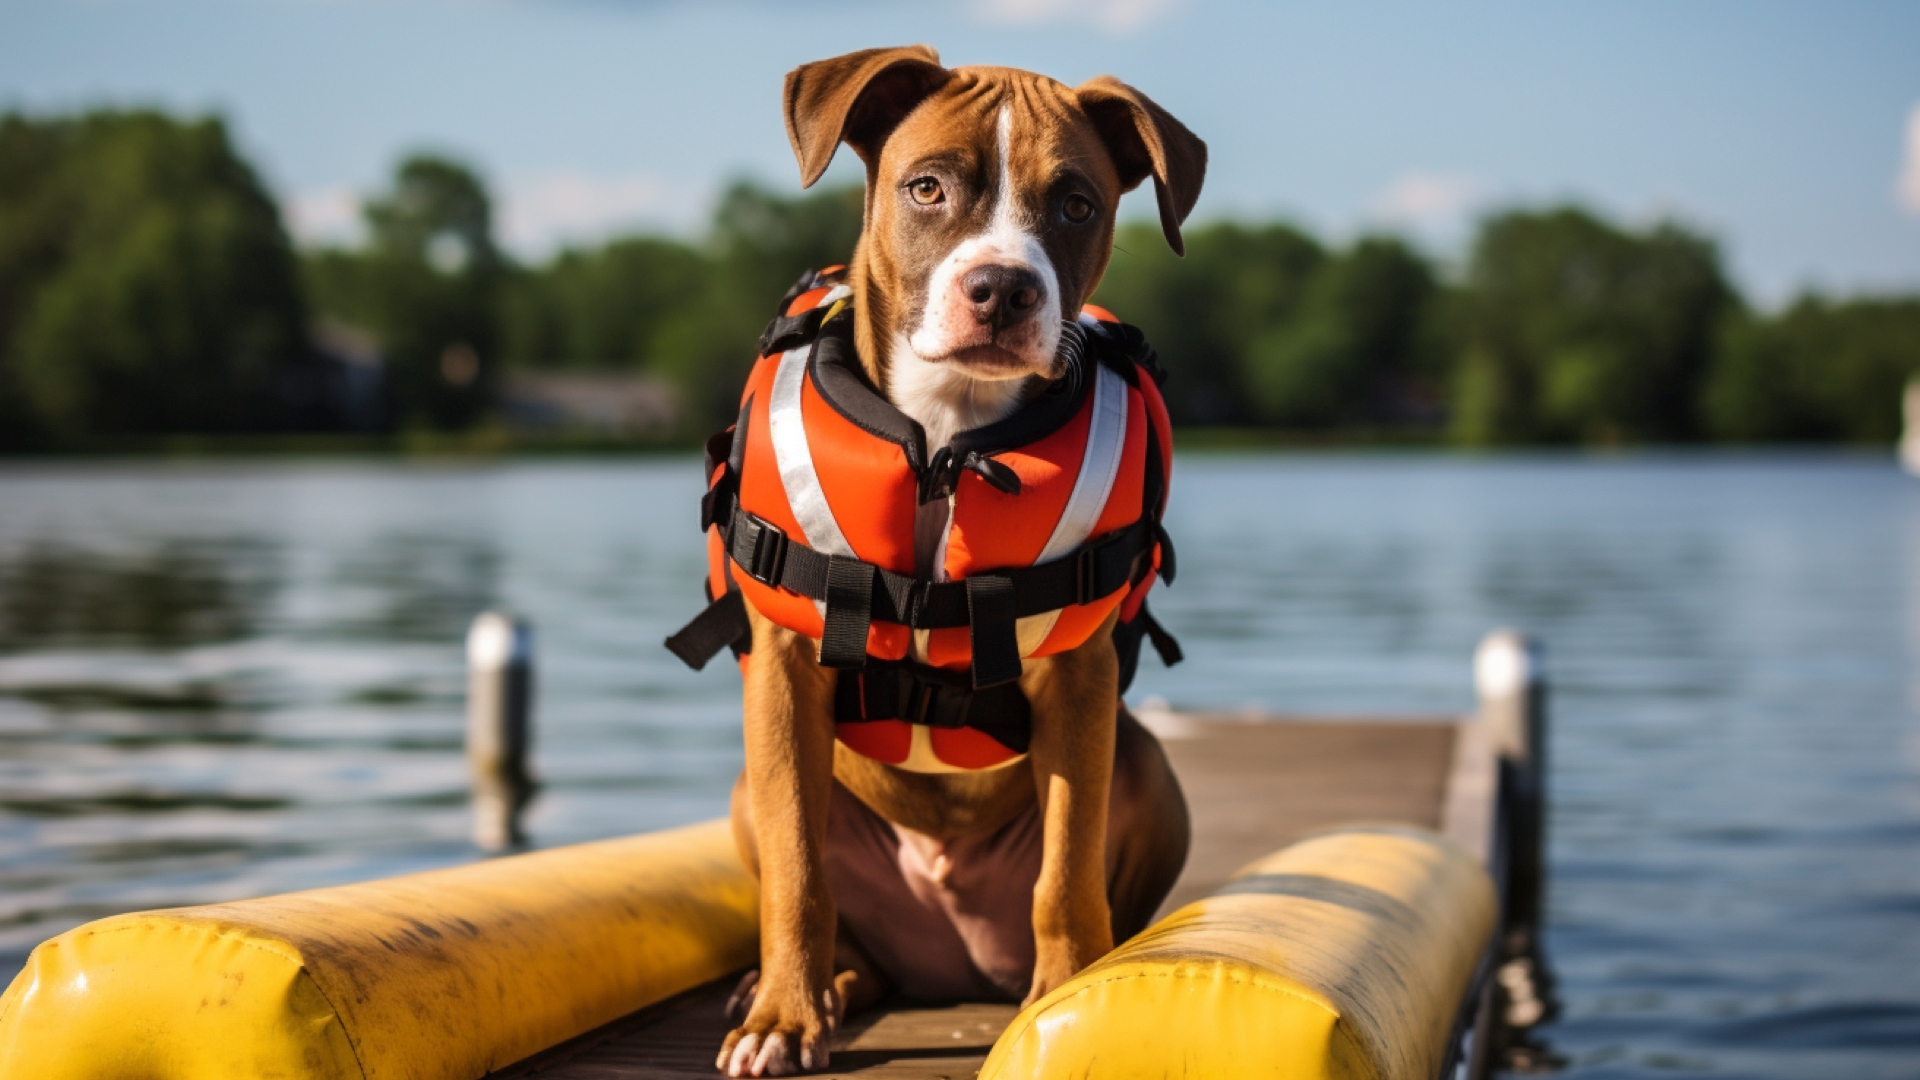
(717, 46), (1205, 1077)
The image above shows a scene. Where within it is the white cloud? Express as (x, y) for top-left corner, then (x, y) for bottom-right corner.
(972, 0), (1184, 35)
(1368, 171), (1483, 230)
(287, 170), (695, 257)
(497, 171), (682, 256)
(1900, 103), (1920, 216)
(283, 184), (363, 247)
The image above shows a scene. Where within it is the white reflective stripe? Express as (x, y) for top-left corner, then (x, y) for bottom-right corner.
(821, 284), (852, 305)
(1036, 363), (1129, 564)
(768, 343), (855, 559)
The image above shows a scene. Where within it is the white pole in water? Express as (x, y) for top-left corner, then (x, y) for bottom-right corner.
(1473, 629), (1551, 1034)
(1900, 376), (1920, 477)
(466, 612), (536, 852)
(1474, 629), (1542, 767)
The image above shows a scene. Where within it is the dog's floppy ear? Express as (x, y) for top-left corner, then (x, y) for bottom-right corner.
(1075, 77), (1208, 256)
(784, 46), (951, 188)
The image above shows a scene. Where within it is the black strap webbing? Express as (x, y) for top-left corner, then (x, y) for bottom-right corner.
(965, 574), (1021, 689)
(834, 661), (1032, 754)
(698, 399), (752, 533)
(818, 556), (876, 670)
(726, 505), (1151, 631)
(1138, 604), (1184, 667)
(663, 591), (750, 671)
(1140, 410), (1176, 585)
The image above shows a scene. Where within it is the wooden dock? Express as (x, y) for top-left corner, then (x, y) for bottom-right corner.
(501, 705), (1518, 1080)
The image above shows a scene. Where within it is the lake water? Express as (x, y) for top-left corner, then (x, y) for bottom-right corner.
(2, 453), (1916, 1078)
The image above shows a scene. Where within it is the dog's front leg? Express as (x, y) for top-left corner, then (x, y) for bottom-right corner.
(719, 606), (839, 1077)
(1019, 615), (1121, 1006)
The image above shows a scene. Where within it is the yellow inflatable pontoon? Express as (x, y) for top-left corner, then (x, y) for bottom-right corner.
(983, 826), (1496, 1080)
(0, 820), (756, 1080)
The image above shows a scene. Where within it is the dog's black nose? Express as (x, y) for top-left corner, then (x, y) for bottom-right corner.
(961, 264), (1045, 328)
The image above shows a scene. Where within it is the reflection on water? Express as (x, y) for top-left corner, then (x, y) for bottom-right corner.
(333, 532), (501, 643)
(0, 541), (273, 650)
(2, 455), (1918, 1078)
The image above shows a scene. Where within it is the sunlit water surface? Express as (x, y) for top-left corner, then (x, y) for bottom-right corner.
(1, 454), (1916, 1078)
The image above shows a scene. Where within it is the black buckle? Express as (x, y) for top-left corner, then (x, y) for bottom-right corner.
(898, 673), (970, 729)
(1072, 529), (1130, 605)
(734, 513), (787, 586)
(902, 678), (934, 725)
(926, 681), (972, 728)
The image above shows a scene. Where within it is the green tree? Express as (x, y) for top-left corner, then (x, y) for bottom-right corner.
(0, 111), (311, 446)
(1244, 237), (1441, 427)
(666, 180), (865, 430)
(496, 179), (864, 434)
(1094, 221), (1325, 424)
(501, 237), (708, 369)
(304, 154), (501, 431)
(1704, 297), (1920, 442)
(1450, 207), (1734, 445)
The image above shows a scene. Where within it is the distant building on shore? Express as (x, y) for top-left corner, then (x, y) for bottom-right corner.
(288, 319), (387, 432)
(499, 372), (678, 438)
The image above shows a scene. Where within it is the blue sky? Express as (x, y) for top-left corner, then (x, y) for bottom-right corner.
(3, 0), (1917, 303)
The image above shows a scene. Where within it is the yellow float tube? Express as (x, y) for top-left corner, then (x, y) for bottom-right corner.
(0, 819), (756, 1080)
(980, 825), (1497, 1080)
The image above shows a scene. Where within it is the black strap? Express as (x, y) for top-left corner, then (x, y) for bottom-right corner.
(1139, 409), (1175, 585)
(818, 556), (876, 669)
(834, 661), (1032, 754)
(757, 304), (831, 358)
(756, 267), (846, 357)
(965, 574), (1021, 689)
(727, 505), (1153, 631)
(663, 591), (750, 671)
(1138, 603), (1183, 667)
(674, 507), (1154, 674)
(699, 398), (753, 532)
(1112, 600), (1182, 693)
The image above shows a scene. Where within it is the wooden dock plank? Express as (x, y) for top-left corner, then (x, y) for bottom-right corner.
(508, 715), (1463, 1080)
(1155, 716), (1457, 911)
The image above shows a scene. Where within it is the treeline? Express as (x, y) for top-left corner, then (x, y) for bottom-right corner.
(0, 111), (314, 444)
(2, 107), (1917, 450)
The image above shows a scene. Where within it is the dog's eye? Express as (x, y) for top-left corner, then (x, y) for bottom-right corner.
(908, 177), (944, 206)
(1062, 193), (1095, 224)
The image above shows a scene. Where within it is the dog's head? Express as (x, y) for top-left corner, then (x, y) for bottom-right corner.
(784, 46), (1206, 388)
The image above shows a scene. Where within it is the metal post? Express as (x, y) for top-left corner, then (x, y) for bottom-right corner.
(467, 611), (535, 852)
(1473, 628), (1556, 1059)
(1901, 375), (1920, 477)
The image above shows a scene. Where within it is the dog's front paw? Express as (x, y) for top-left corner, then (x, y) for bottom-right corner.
(1023, 933), (1109, 1008)
(715, 981), (840, 1077)
(1021, 960), (1075, 1009)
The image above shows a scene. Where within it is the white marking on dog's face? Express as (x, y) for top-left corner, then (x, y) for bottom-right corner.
(904, 107), (1063, 384)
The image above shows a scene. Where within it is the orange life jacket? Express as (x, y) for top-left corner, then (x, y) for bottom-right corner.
(668, 267), (1181, 773)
